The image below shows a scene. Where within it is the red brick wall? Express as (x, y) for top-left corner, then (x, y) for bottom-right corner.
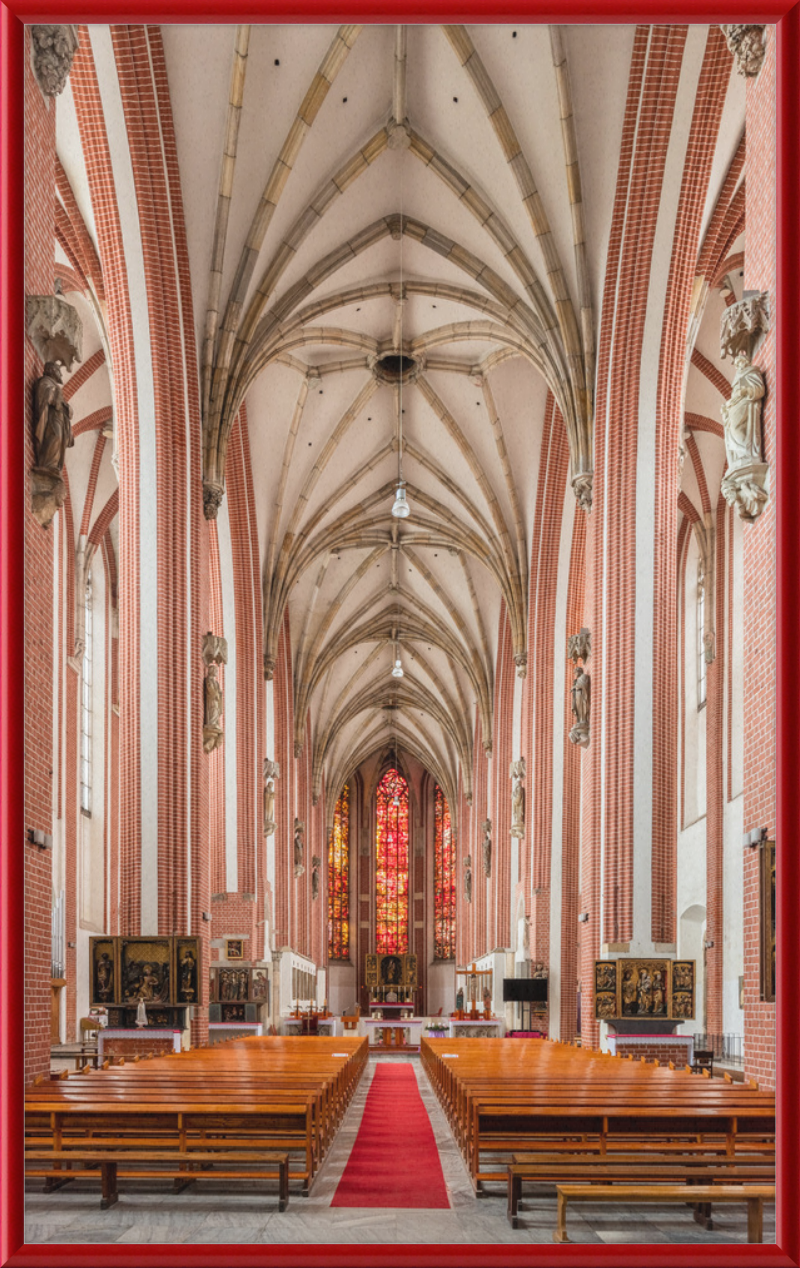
(579, 27), (648, 1050)
(652, 28), (731, 945)
(24, 25), (56, 1085)
(527, 398), (569, 968)
(489, 604), (513, 951)
(71, 32), (144, 936)
(274, 610), (294, 947)
(560, 511), (586, 1042)
(742, 29), (777, 1093)
(612, 1037), (694, 1067)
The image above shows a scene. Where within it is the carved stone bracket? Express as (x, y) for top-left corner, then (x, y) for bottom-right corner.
(514, 652), (527, 680)
(30, 468), (66, 529)
(31, 25), (79, 97)
(572, 471), (593, 513)
(721, 24), (767, 77)
(721, 463), (769, 523)
(203, 480), (224, 520)
(202, 632), (228, 754)
(567, 627), (591, 663)
(720, 292), (770, 362)
(263, 654), (276, 681)
(263, 758), (280, 837)
(27, 295), (83, 371)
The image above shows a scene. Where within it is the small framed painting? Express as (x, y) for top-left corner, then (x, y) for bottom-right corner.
(225, 938), (244, 961)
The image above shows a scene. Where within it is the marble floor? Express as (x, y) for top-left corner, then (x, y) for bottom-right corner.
(25, 1055), (775, 1246)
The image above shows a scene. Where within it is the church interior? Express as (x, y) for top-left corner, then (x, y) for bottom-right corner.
(12, 16), (791, 1250)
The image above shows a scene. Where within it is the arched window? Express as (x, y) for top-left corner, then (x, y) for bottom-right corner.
(328, 784), (350, 960)
(434, 786), (456, 959)
(375, 768), (409, 954)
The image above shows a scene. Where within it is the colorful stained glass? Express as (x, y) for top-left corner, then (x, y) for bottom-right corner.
(327, 784), (350, 960)
(434, 785), (456, 959)
(375, 769), (409, 955)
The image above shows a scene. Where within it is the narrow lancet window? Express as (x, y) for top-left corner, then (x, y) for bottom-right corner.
(328, 784), (350, 960)
(376, 768), (409, 954)
(434, 786), (456, 959)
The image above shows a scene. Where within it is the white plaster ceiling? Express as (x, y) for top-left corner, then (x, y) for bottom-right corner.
(55, 23), (744, 821)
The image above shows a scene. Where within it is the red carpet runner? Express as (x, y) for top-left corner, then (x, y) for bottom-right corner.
(331, 1063), (450, 1208)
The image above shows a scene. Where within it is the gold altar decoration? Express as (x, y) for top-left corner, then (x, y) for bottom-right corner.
(593, 958), (695, 1021)
(365, 952), (417, 1001)
(90, 935), (202, 1011)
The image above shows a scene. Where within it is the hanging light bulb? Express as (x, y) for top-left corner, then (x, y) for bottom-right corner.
(391, 481), (410, 519)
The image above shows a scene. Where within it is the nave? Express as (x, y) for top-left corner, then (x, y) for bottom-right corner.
(25, 1037), (775, 1247)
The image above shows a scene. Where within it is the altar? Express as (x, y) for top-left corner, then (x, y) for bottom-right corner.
(361, 1016), (424, 1050)
(448, 1018), (505, 1038)
(282, 1016), (342, 1037)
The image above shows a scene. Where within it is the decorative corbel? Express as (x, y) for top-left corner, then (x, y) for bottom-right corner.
(30, 25), (79, 97)
(721, 24), (767, 77)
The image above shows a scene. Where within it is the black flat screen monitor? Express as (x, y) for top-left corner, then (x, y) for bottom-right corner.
(502, 977), (548, 1003)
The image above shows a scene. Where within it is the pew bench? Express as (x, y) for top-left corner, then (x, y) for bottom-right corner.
(25, 1145), (290, 1210)
(25, 1103), (316, 1193)
(553, 1182), (775, 1244)
(506, 1151), (776, 1228)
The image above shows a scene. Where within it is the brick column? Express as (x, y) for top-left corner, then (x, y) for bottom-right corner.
(741, 27), (777, 1091)
(23, 26), (57, 1083)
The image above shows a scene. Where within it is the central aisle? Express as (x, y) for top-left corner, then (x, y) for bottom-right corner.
(332, 1063), (449, 1209)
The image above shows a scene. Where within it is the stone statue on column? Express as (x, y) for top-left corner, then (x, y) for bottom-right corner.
(567, 628), (591, 748)
(510, 758), (525, 839)
(569, 663), (591, 748)
(311, 856), (321, 900)
(293, 818), (305, 877)
(263, 759), (280, 836)
(30, 361), (74, 528)
(718, 293), (770, 522)
(481, 819), (492, 878)
(464, 855), (472, 904)
(202, 633), (228, 753)
(720, 352), (768, 522)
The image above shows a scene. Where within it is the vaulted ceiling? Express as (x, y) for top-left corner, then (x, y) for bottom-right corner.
(56, 23), (745, 822)
(161, 22), (642, 814)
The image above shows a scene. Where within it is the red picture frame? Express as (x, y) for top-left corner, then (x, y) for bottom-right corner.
(1, 3), (798, 1266)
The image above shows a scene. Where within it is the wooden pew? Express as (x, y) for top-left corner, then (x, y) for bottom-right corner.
(507, 1150), (776, 1227)
(26, 1036), (367, 1198)
(25, 1145), (290, 1210)
(553, 1183), (775, 1243)
(419, 1038), (775, 1194)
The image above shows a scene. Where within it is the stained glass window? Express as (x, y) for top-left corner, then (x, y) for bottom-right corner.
(328, 784), (350, 960)
(375, 768), (409, 955)
(434, 785), (456, 959)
